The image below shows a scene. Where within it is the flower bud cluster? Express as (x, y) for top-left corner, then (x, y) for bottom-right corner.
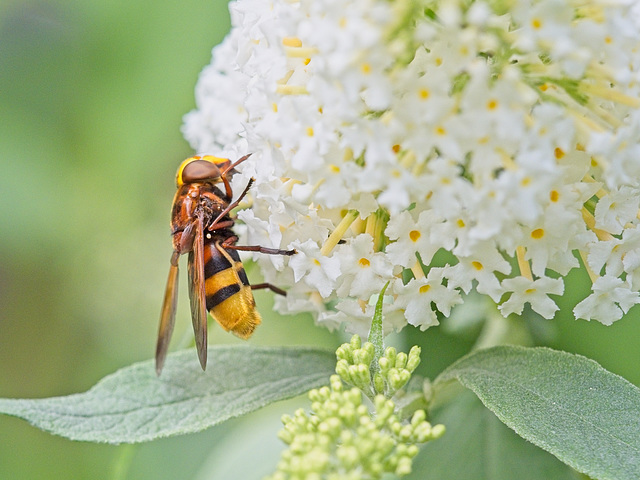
(267, 375), (444, 480)
(336, 335), (421, 400)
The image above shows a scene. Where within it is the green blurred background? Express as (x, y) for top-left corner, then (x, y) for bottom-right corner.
(0, 1), (638, 479)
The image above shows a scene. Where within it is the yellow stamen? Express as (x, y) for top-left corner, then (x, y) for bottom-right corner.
(582, 207), (615, 241)
(411, 261), (425, 280)
(282, 37), (302, 47)
(582, 174), (608, 198)
(581, 82), (640, 108)
(276, 85), (309, 95)
(284, 46), (319, 58)
(578, 250), (599, 283)
(516, 245), (533, 281)
(321, 209), (359, 256)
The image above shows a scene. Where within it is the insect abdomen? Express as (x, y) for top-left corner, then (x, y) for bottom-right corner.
(203, 242), (261, 338)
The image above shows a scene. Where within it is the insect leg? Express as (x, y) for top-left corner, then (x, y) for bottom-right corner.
(250, 283), (287, 296)
(219, 154), (253, 199)
(208, 179), (255, 230)
(221, 235), (296, 256)
(221, 153), (252, 177)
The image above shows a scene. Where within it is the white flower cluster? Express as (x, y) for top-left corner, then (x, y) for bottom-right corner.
(183, 0), (640, 334)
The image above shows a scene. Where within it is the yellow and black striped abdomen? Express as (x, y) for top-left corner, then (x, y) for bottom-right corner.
(203, 241), (261, 339)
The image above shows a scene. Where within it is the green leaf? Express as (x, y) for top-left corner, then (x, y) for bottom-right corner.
(435, 346), (640, 480)
(407, 390), (579, 480)
(368, 280), (389, 368)
(0, 345), (335, 444)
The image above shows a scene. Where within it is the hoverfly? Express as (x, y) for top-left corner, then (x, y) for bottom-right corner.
(156, 154), (295, 375)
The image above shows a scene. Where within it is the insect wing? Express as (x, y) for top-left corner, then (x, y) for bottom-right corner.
(156, 253), (180, 375)
(187, 217), (208, 370)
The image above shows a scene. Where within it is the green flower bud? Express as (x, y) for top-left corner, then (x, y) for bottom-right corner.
(336, 445), (360, 469)
(270, 340), (444, 479)
(389, 368), (411, 391)
(352, 348), (371, 366)
(384, 346), (397, 366)
(406, 444), (419, 458)
(336, 344), (352, 362)
(395, 455), (413, 476)
(335, 359), (351, 384)
(373, 372), (385, 394)
(398, 424), (414, 442)
(330, 375), (344, 392)
(349, 363), (371, 391)
(406, 345), (421, 372)
(362, 341), (375, 360)
(378, 356), (391, 374)
(278, 428), (294, 444)
(431, 423), (446, 439)
(395, 352), (408, 370)
(411, 409), (426, 426)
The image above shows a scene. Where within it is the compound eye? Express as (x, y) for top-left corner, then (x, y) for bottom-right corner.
(179, 159), (222, 185)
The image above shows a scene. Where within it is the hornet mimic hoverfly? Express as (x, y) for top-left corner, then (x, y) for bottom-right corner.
(156, 154), (295, 375)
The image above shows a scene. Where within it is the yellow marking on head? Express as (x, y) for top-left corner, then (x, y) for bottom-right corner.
(175, 155), (228, 187)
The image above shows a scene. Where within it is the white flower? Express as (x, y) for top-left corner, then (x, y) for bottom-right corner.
(595, 186), (640, 236)
(184, 0), (640, 331)
(394, 267), (463, 330)
(499, 276), (564, 319)
(574, 276), (640, 326)
(288, 239), (341, 298)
